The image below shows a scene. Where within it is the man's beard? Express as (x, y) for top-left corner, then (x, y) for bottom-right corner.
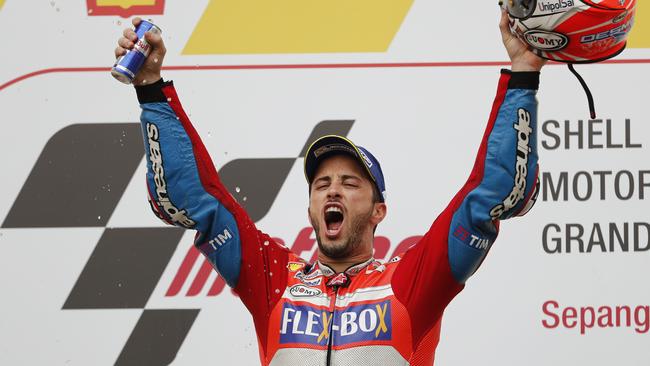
(311, 207), (373, 259)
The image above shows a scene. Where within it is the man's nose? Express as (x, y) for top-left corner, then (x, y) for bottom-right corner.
(327, 182), (342, 198)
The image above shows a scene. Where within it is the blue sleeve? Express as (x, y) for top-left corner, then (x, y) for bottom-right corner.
(136, 79), (244, 288)
(447, 70), (541, 283)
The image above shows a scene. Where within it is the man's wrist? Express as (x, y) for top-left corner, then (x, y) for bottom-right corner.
(133, 73), (163, 87)
(511, 62), (543, 72)
(502, 69), (540, 90)
(135, 78), (172, 103)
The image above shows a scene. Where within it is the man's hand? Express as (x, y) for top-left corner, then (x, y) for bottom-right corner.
(499, 9), (546, 72)
(114, 17), (166, 85)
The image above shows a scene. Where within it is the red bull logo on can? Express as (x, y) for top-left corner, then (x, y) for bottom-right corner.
(86, 0), (165, 18)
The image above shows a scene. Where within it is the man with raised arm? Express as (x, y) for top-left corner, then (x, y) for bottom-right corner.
(115, 10), (545, 365)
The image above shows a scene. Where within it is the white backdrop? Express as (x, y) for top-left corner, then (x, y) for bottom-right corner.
(0, 1), (649, 365)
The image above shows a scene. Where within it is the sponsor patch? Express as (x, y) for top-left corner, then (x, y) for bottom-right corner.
(536, 0), (575, 15)
(300, 277), (323, 287)
(580, 20), (633, 44)
(295, 269), (323, 281)
(289, 284), (322, 298)
(287, 262), (306, 272)
(327, 273), (350, 288)
(358, 149), (373, 168)
(208, 227), (234, 250)
(524, 30), (568, 51)
(490, 108), (532, 219)
(146, 123), (196, 229)
(453, 224), (490, 250)
(279, 300), (392, 346)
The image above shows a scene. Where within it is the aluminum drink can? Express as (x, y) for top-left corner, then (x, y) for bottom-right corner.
(111, 20), (162, 84)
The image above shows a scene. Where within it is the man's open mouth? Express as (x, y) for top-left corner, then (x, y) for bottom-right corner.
(324, 204), (344, 238)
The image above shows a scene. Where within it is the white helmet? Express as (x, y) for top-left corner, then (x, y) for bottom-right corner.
(505, 0), (637, 63)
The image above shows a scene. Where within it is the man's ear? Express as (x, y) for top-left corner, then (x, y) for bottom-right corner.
(307, 206), (314, 226)
(371, 202), (387, 226)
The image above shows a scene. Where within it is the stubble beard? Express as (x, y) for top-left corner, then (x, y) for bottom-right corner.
(311, 207), (373, 260)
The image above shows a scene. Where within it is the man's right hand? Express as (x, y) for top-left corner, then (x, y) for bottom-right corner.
(114, 17), (166, 86)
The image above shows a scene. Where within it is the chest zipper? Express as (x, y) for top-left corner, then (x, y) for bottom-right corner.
(325, 285), (339, 366)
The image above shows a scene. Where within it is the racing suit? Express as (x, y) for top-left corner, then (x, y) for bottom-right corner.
(136, 70), (540, 365)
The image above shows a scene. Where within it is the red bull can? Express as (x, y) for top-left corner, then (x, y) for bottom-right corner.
(111, 20), (162, 84)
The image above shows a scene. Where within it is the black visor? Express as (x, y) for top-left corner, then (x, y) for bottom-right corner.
(506, 0), (537, 19)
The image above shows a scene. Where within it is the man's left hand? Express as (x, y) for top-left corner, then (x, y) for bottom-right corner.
(500, 8), (547, 72)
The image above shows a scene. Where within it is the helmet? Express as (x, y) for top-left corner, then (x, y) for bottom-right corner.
(505, 0), (637, 63)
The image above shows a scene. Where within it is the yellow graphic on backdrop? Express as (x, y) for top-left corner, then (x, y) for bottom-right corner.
(96, 0), (156, 6)
(628, 2), (648, 48)
(0, 0), (4, 10)
(183, 0), (414, 54)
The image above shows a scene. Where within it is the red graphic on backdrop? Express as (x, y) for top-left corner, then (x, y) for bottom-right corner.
(165, 227), (422, 298)
(86, 0), (165, 18)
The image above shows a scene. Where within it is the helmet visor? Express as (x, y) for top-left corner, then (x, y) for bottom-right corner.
(506, 0), (537, 19)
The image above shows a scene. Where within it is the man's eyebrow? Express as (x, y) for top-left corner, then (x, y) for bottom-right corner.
(313, 176), (332, 184)
(313, 174), (362, 184)
(341, 174), (362, 181)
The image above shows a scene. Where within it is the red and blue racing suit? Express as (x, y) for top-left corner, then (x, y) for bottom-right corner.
(135, 70), (540, 365)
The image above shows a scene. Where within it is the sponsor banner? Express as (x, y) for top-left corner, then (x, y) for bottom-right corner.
(1, 2), (649, 83)
(542, 300), (650, 335)
(0, 60), (650, 364)
(1, 58), (649, 366)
